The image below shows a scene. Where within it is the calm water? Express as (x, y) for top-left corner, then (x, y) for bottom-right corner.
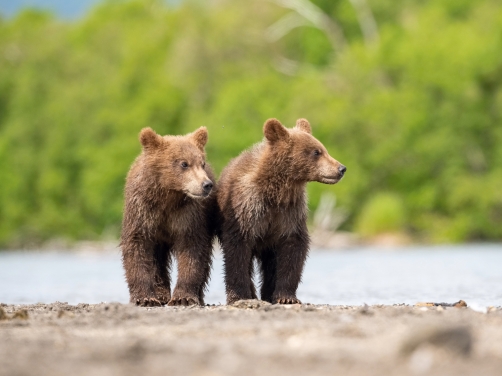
(1, 244), (501, 306)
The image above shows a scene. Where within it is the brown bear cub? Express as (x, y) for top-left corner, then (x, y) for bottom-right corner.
(121, 127), (216, 307)
(217, 118), (346, 305)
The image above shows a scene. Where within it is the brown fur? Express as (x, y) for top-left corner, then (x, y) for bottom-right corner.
(217, 118), (346, 305)
(120, 127), (217, 307)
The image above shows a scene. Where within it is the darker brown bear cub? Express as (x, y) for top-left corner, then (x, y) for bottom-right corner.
(121, 127), (216, 307)
(217, 118), (346, 305)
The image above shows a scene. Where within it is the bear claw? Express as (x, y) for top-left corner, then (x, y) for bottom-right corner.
(168, 297), (199, 306)
(135, 297), (163, 307)
(275, 297), (301, 305)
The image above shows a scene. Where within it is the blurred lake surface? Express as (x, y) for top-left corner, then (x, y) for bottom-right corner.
(1, 244), (501, 306)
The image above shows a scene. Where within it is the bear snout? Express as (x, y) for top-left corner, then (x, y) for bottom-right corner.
(318, 161), (346, 184)
(202, 180), (213, 196)
(184, 178), (214, 198)
(338, 165), (347, 176)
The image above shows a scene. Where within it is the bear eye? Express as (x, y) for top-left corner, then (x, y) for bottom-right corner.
(202, 162), (206, 169)
(181, 162), (189, 169)
(313, 150), (322, 157)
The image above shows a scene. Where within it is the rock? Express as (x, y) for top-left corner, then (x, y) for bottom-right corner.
(415, 300), (467, 308)
(0, 307), (7, 320)
(12, 309), (29, 320)
(454, 300), (468, 308)
(358, 304), (374, 315)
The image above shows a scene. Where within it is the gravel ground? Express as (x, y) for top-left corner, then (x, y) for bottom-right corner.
(1, 301), (502, 376)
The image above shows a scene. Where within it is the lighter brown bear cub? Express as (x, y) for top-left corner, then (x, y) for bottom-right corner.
(217, 118), (346, 305)
(121, 127), (216, 307)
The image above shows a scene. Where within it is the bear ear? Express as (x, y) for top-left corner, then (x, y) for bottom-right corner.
(264, 118), (289, 143)
(295, 118), (312, 134)
(139, 127), (162, 150)
(189, 126), (208, 152)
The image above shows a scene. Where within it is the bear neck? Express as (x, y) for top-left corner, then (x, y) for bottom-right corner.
(254, 145), (307, 206)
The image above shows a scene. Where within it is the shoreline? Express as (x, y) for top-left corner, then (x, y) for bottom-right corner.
(1, 302), (502, 376)
(2, 240), (502, 254)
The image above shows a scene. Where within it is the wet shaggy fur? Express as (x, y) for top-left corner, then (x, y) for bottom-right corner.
(120, 127), (217, 307)
(217, 118), (346, 305)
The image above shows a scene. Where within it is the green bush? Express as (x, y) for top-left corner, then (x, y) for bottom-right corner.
(355, 193), (406, 237)
(0, 0), (501, 247)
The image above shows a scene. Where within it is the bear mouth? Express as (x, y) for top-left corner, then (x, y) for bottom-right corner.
(185, 191), (210, 199)
(320, 175), (342, 184)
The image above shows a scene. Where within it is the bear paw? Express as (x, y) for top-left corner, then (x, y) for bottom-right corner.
(135, 297), (164, 307)
(167, 290), (204, 307)
(274, 296), (301, 305)
(167, 297), (200, 306)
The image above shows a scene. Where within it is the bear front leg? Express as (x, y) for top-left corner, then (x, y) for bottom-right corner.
(272, 231), (309, 304)
(221, 231), (257, 305)
(168, 235), (212, 306)
(121, 239), (171, 307)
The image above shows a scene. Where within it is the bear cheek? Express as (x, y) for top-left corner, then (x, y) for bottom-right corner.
(162, 174), (183, 191)
(302, 164), (318, 181)
(160, 167), (183, 191)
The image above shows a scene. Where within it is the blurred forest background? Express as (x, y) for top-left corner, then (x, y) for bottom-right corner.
(0, 0), (501, 248)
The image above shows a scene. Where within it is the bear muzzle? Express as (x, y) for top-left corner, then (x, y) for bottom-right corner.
(186, 179), (214, 198)
(202, 180), (213, 196)
(319, 165), (346, 184)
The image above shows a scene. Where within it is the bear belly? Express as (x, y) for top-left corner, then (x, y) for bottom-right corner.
(242, 203), (305, 245)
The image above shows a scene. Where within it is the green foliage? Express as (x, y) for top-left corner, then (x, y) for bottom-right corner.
(355, 193), (406, 237)
(0, 0), (501, 247)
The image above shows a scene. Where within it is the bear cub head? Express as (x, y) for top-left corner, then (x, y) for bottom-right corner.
(264, 118), (346, 184)
(139, 126), (213, 198)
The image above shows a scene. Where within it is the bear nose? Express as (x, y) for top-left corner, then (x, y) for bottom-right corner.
(338, 165), (347, 175)
(202, 180), (213, 194)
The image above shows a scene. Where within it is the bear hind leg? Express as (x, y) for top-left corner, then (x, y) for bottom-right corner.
(258, 250), (276, 303)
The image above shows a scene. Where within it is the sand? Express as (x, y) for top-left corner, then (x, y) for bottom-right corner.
(1, 301), (502, 376)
